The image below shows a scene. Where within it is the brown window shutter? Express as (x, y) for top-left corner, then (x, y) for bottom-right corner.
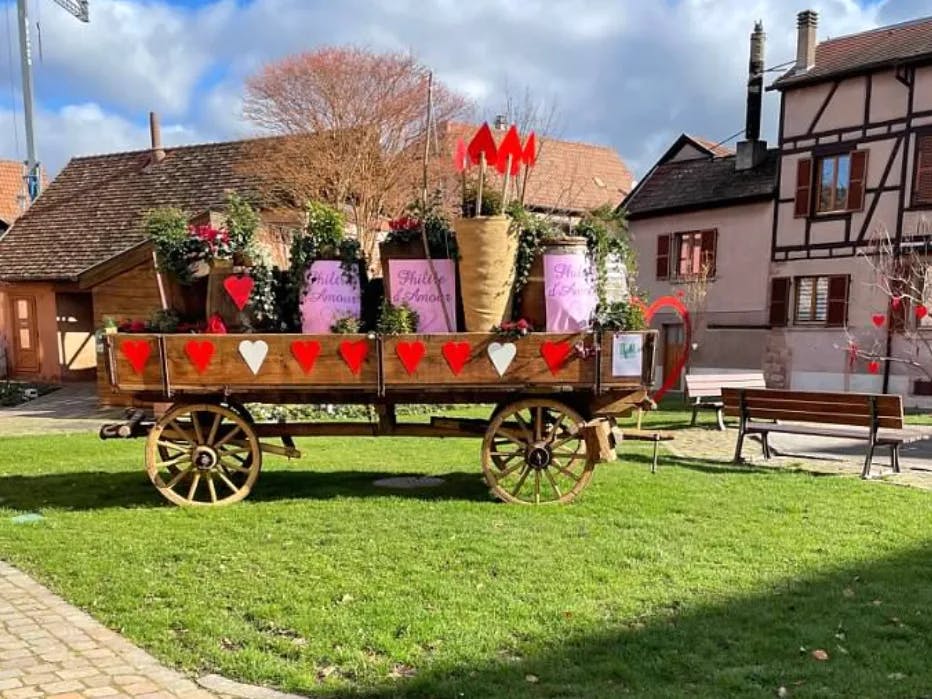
(656, 234), (671, 280)
(826, 275), (849, 327)
(848, 150), (868, 211)
(769, 277), (790, 327)
(700, 229), (717, 276)
(794, 158), (813, 218)
(913, 134), (932, 205)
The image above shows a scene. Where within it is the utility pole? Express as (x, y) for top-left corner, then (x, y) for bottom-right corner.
(16, 0), (89, 202)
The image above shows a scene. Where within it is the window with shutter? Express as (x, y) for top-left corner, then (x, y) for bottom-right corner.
(826, 275), (849, 327)
(913, 134), (932, 206)
(700, 229), (717, 277)
(794, 158), (812, 218)
(792, 275), (848, 326)
(769, 277), (790, 327)
(656, 234), (671, 280)
(848, 150), (868, 211)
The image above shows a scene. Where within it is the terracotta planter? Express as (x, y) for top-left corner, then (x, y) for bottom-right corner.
(454, 215), (518, 331)
(518, 236), (590, 330)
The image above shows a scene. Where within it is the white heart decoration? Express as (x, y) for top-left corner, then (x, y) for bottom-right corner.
(238, 339), (269, 375)
(487, 342), (517, 377)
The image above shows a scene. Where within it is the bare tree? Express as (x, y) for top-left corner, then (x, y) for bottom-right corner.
(673, 260), (714, 369)
(242, 47), (469, 262)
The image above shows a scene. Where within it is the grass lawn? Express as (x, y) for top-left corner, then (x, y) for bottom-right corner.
(0, 406), (931, 697)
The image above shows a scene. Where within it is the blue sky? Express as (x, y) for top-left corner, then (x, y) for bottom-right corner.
(0, 0), (926, 181)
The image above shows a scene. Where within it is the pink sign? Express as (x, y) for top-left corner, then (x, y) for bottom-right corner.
(300, 261), (362, 333)
(544, 253), (597, 331)
(387, 259), (457, 332)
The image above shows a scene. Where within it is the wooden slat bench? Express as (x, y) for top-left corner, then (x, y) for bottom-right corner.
(722, 388), (926, 478)
(685, 372), (766, 430)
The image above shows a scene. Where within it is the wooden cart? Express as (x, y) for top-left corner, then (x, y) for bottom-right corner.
(100, 330), (657, 507)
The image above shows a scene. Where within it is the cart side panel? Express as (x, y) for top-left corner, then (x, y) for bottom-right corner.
(382, 332), (596, 388)
(109, 334), (164, 392)
(598, 330), (658, 390)
(160, 334), (378, 391)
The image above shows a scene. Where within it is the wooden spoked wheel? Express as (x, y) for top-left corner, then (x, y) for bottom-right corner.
(145, 403), (262, 507)
(481, 399), (594, 505)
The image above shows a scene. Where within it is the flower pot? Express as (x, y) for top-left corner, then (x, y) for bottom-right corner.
(518, 236), (591, 330)
(454, 215), (518, 332)
(168, 276), (208, 321)
(379, 238), (426, 301)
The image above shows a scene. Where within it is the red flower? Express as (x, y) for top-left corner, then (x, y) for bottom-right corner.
(205, 314), (227, 334)
(516, 318), (529, 330)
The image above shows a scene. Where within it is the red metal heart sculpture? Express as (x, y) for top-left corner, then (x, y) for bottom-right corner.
(540, 340), (572, 375)
(339, 340), (368, 375)
(495, 125), (523, 176)
(120, 339), (151, 375)
(442, 341), (471, 375)
(223, 274), (254, 311)
(184, 340), (215, 374)
(396, 341), (426, 375)
(635, 295), (692, 402)
(290, 340), (321, 374)
(468, 122), (497, 165)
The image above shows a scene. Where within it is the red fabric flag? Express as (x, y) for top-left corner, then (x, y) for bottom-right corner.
(467, 122), (497, 166)
(495, 125), (523, 175)
(522, 132), (538, 167)
(453, 137), (468, 172)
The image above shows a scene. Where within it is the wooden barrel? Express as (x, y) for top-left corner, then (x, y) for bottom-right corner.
(518, 236), (589, 330)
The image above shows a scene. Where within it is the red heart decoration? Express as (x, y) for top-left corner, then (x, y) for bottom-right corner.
(916, 304), (929, 321)
(540, 341), (572, 375)
(635, 295), (692, 402)
(871, 313), (885, 328)
(442, 341), (471, 375)
(290, 340), (321, 374)
(396, 341), (426, 375)
(184, 340), (215, 374)
(468, 122), (498, 165)
(892, 296), (902, 310)
(521, 132), (537, 167)
(453, 137), (469, 173)
(223, 275), (254, 311)
(868, 359), (881, 374)
(495, 124), (523, 176)
(339, 340), (368, 375)
(120, 340), (151, 375)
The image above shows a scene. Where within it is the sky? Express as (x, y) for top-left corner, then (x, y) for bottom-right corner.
(0, 0), (928, 181)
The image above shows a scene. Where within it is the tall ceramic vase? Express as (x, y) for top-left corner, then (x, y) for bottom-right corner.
(454, 215), (518, 331)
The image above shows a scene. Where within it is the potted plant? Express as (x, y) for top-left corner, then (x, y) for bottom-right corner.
(453, 122), (535, 332)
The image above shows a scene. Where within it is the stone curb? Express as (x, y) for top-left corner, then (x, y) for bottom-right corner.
(198, 674), (306, 699)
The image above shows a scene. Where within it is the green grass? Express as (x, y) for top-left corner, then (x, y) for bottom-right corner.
(0, 412), (931, 697)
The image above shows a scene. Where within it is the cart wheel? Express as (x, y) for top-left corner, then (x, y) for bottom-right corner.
(146, 403), (262, 507)
(481, 399), (594, 505)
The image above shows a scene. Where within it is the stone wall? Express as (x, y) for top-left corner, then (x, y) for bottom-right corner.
(763, 330), (791, 388)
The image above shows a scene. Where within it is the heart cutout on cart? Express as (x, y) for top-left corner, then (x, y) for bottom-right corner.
(339, 340), (369, 375)
(185, 340), (216, 374)
(634, 295), (692, 402)
(396, 341), (426, 375)
(487, 342), (516, 377)
(224, 274), (254, 311)
(290, 340), (321, 374)
(239, 339), (269, 375)
(120, 340), (152, 375)
(540, 340), (572, 375)
(442, 341), (471, 376)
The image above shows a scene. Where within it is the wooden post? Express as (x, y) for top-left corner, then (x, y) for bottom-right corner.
(476, 152), (486, 216)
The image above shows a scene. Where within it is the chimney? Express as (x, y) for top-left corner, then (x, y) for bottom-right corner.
(493, 114), (507, 131)
(796, 10), (818, 72)
(736, 21), (768, 171)
(149, 111), (165, 163)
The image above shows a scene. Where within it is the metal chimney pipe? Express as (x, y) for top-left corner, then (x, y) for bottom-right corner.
(149, 111), (165, 163)
(745, 21), (765, 142)
(796, 10), (818, 71)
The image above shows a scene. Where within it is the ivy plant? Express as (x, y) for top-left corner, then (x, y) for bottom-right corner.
(575, 205), (633, 307)
(376, 301), (419, 334)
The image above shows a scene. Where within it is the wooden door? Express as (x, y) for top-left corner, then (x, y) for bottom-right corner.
(10, 295), (39, 373)
(663, 323), (685, 390)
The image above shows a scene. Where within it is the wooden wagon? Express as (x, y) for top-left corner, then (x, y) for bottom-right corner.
(100, 329), (657, 507)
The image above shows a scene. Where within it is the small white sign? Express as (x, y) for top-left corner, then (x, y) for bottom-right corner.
(611, 333), (643, 377)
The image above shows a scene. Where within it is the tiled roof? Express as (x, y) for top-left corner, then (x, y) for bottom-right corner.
(0, 160), (25, 227)
(686, 135), (734, 157)
(0, 140), (262, 281)
(444, 123), (633, 213)
(623, 149), (778, 219)
(773, 15), (932, 89)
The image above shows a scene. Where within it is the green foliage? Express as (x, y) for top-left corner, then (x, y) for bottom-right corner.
(145, 208), (198, 283)
(593, 300), (647, 331)
(147, 309), (180, 333)
(508, 202), (562, 303)
(245, 254), (281, 331)
(462, 180), (503, 217)
(384, 194), (458, 259)
(223, 192), (261, 254)
(330, 315), (362, 334)
(376, 300), (419, 334)
(575, 205), (633, 306)
(285, 201), (365, 331)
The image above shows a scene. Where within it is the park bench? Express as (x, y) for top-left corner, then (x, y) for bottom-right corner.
(722, 387), (925, 478)
(685, 372), (766, 430)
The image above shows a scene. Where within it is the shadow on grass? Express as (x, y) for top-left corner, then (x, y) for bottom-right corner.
(0, 470), (494, 511)
(620, 451), (774, 477)
(322, 543), (932, 698)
